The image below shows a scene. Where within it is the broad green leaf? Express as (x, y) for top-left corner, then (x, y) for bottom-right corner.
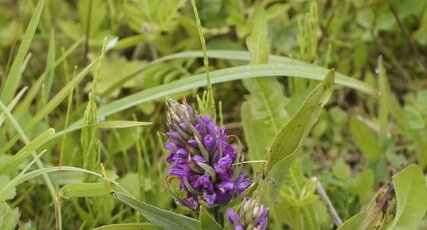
(349, 169), (374, 204)
(350, 117), (381, 162)
(243, 6), (289, 170)
(262, 70), (334, 204)
(112, 192), (201, 230)
(59, 182), (109, 198)
(123, 0), (185, 33)
(199, 206), (222, 230)
(337, 211), (368, 230)
(267, 71), (334, 168)
(93, 223), (160, 230)
(78, 0), (107, 36)
(246, 6), (269, 65)
(0, 0), (46, 104)
(332, 159), (351, 180)
(241, 102), (275, 167)
(404, 106), (425, 129)
(88, 54), (141, 97)
(389, 164), (427, 230)
(119, 173), (140, 199)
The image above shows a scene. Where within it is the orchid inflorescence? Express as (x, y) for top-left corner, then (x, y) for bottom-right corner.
(164, 98), (268, 229)
(165, 98), (251, 210)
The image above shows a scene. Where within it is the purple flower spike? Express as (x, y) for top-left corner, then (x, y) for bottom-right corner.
(227, 198), (269, 230)
(165, 99), (251, 210)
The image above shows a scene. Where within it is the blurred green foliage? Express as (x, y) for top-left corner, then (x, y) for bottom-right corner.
(0, 0), (426, 229)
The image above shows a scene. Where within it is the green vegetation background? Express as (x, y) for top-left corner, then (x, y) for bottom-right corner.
(0, 0), (426, 229)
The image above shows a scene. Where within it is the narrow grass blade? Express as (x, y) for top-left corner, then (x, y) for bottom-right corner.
(12, 166), (121, 189)
(101, 50), (376, 97)
(43, 30), (56, 103)
(0, 0), (46, 104)
(13, 39), (83, 121)
(0, 87), (27, 127)
(0, 128), (55, 174)
(86, 64), (363, 129)
(27, 57), (100, 129)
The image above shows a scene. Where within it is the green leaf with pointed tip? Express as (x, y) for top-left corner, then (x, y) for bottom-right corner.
(262, 70), (334, 204)
(267, 70), (335, 169)
(199, 206), (222, 230)
(113, 192), (201, 230)
(389, 164), (427, 230)
(350, 116), (381, 162)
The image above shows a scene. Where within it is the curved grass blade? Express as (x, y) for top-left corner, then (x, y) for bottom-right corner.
(112, 191), (201, 230)
(72, 64), (373, 128)
(0, 87), (28, 127)
(0, 128), (55, 174)
(102, 50), (375, 97)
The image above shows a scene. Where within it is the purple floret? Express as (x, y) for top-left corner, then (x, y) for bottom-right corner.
(227, 198), (269, 230)
(165, 99), (251, 210)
